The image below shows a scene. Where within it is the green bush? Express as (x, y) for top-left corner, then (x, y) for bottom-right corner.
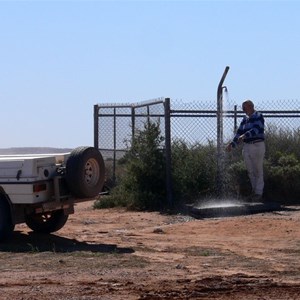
(95, 120), (166, 211)
(263, 127), (300, 202)
(224, 127), (300, 203)
(265, 125), (300, 161)
(94, 122), (300, 211)
(226, 160), (251, 197)
(264, 154), (300, 202)
(171, 140), (217, 203)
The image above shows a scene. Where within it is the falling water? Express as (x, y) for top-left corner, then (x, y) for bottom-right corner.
(191, 67), (236, 216)
(194, 67), (259, 216)
(190, 66), (275, 217)
(200, 66), (246, 210)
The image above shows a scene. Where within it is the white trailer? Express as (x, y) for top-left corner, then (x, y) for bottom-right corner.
(0, 146), (105, 241)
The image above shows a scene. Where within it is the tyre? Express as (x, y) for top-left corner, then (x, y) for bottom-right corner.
(0, 198), (15, 241)
(66, 146), (105, 198)
(25, 210), (68, 233)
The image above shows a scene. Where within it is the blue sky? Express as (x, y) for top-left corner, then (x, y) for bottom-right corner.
(1, 0), (299, 148)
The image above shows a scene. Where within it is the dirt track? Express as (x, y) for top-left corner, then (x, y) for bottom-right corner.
(1, 200), (300, 299)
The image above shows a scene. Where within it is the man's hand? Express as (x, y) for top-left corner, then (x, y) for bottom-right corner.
(238, 134), (245, 142)
(226, 143), (232, 152)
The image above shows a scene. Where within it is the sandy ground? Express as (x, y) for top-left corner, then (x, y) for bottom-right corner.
(0, 200), (300, 299)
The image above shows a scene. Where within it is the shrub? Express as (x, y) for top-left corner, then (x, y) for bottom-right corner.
(225, 127), (300, 203)
(263, 127), (300, 203)
(226, 160), (251, 197)
(265, 125), (300, 161)
(171, 140), (217, 203)
(264, 153), (300, 202)
(94, 122), (300, 210)
(96, 120), (166, 211)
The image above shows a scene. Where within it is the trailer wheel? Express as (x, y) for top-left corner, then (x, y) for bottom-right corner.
(66, 146), (105, 198)
(0, 199), (15, 241)
(25, 210), (68, 233)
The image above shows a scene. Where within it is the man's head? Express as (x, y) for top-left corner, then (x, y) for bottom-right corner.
(242, 100), (255, 116)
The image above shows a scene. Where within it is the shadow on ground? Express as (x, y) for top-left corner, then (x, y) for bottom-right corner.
(0, 231), (135, 254)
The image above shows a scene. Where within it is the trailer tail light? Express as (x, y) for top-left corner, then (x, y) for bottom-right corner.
(33, 183), (47, 193)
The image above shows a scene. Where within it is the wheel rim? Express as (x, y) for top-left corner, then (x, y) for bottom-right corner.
(84, 158), (100, 186)
(33, 213), (52, 224)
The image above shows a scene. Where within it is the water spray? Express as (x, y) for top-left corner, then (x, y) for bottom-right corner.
(187, 66), (282, 217)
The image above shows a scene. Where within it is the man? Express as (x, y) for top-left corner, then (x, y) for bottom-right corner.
(226, 100), (265, 201)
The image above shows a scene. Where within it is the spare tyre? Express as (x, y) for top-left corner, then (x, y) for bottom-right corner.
(66, 146), (105, 198)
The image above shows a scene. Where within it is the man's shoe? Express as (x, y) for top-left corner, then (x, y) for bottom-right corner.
(246, 195), (253, 202)
(252, 194), (262, 202)
(245, 192), (255, 202)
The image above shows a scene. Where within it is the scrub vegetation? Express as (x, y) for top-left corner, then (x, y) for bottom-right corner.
(94, 121), (300, 211)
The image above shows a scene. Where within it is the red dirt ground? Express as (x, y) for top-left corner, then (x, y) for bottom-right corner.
(0, 200), (300, 299)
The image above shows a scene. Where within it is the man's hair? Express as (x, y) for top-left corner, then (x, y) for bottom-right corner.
(242, 100), (254, 108)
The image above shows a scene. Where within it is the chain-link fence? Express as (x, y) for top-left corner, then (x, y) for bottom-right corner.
(94, 98), (300, 202)
(94, 98), (167, 158)
(170, 99), (300, 145)
(94, 98), (170, 198)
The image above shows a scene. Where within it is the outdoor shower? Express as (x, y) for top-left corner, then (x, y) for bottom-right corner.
(189, 66), (282, 216)
(216, 66), (230, 197)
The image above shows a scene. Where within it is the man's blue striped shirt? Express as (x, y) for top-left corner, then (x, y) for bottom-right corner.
(231, 111), (265, 147)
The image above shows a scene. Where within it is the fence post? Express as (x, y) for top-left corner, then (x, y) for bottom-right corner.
(112, 108), (117, 184)
(93, 104), (99, 149)
(216, 66), (230, 198)
(131, 106), (135, 141)
(147, 105), (150, 125)
(164, 98), (173, 207)
(234, 105), (238, 133)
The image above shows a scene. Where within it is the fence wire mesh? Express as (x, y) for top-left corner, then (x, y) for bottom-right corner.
(94, 98), (300, 200)
(95, 99), (166, 160)
(170, 99), (300, 146)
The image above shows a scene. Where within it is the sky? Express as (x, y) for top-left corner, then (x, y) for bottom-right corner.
(0, 0), (299, 148)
